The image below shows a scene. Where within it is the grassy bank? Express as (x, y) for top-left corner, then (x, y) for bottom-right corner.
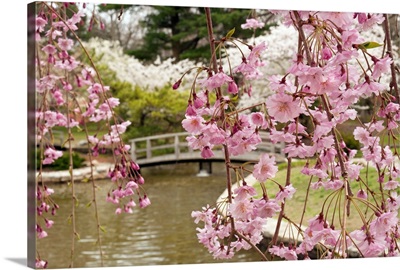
(253, 160), (394, 232)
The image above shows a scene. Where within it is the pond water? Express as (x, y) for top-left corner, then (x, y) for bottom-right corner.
(37, 163), (263, 268)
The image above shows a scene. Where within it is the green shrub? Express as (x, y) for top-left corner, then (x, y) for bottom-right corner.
(341, 133), (360, 150)
(37, 149), (86, 170)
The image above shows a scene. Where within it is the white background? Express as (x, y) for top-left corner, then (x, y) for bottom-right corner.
(1, 0), (400, 269)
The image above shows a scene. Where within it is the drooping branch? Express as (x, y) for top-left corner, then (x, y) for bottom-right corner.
(204, 7), (234, 205)
(383, 13), (400, 102)
(293, 10), (353, 257)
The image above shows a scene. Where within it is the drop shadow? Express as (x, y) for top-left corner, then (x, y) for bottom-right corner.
(6, 258), (27, 267)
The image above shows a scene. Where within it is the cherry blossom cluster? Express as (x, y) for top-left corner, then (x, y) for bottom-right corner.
(35, 2), (149, 267)
(181, 10), (400, 261)
(192, 182), (282, 259)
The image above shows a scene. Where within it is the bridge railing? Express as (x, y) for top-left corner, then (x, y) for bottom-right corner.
(129, 131), (285, 162)
(129, 132), (191, 160)
(257, 132), (286, 155)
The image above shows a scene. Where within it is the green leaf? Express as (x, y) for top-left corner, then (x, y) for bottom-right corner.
(86, 201), (92, 208)
(230, 94), (239, 102)
(61, 139), (69, 148)
(226, 27), (235, 38)
(360, 41), (382, 50)
(100, 225), (107, 233)
(82, 178), (90, 183)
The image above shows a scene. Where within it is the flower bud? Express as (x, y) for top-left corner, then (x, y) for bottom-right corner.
(228, 81), (238, 94)
(173, 80), (181, 90)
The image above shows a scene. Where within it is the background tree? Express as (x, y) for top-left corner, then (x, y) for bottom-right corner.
(82, 4), (150, 50)
(120, 5), (275, 62)
(89, 57), (190, 139)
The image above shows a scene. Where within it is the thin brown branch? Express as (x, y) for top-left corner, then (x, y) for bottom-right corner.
(383, 14), (400, 102)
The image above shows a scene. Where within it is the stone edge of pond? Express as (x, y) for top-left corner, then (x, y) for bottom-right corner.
(38, 162), (114, 183)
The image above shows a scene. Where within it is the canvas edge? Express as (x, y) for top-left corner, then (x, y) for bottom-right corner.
(27, 1), (37, 269)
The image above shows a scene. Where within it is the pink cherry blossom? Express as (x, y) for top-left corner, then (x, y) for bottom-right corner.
(357, 13), (385, 30)
(349, 230), (387, 257)
(45, 219), (54, 229)
(227, 131), (261, 156)
(321, 47), (332, 60)
(248, 42), (267, 65)
(54, 56), (79, 71)
(283, 143), (315, 158)
(233, 61), (263, 80)
(265, 93), (303, 122)
(43, 147), (63, 165)
(275, 184), (296, 202)
(356, 79), (386, 97)
(303, 214), (326, 241)
(200, 72), (233, 91)
(370, 211), (398, 234)
(182, 115), (205, 134)
(139, 195), (151, 208)
(341, 29), (364, 50)
(202, 123), (226, 145)
(125, 180), (139, 190)
(42, 44), (57, 55)
(35, 259), (47, 269)
(36, 16), (47, 32)
(372, 55), (393, 80)
(229, 199), (254, 220)
(311, 227), (341, 248)
(191, 206), (214, 224)
(323, 178), (344, 190)
(268, 244), (297, 260)
(384, 180), (400, 190)
(249, 112), (268, 128)
(268, 75), (296, 94)
(241, 18), (265, 30)
(361, 139), (382, 164)
(233, 184), (257, 201)
(387, 192), (400, 211)
(57, 38), (74, 51)
(227, 81), (238, 94)
(310, 180), (324, 190)
(253, 198), (281, 218)
(301, 165), (329, 180)
(200, 145), (214, 159)
(44, 187), (54, 196)
(318, 11), (354, 28)
(269, 129), (296, 144)
(253, 154), (278, 182)
(353, 127), (371, 145)
(37, 230), (48, 239)
(356, 189), (368, 199)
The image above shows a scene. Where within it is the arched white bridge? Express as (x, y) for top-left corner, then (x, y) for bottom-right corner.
(129, 132), (286, 172)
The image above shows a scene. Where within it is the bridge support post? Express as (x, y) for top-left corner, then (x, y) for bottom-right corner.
(197, 161), (212, 177)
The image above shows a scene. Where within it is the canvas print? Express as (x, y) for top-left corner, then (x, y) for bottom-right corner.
(28, 1), (400, 269)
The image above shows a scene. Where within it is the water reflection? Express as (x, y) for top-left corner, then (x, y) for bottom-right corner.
(37, 163), (263, 268)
